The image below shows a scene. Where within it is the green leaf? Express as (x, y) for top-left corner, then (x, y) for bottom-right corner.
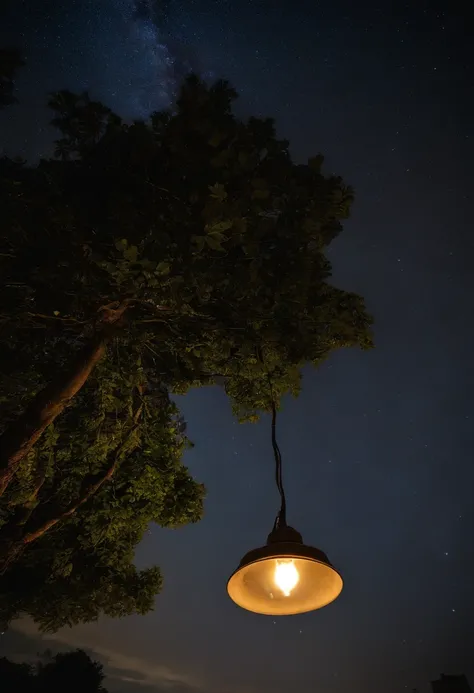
(140, 259), (157, 271)
(252, 188), (269, 199)
(205, 220), (233, 235)
(115, 238), (128, 251)
(208, 131), (225, 148)
(156, 261), (171, 275)
(211, 151), (230, 168)
(209, 183), (227, 202)
(191, 235), (206, 253)
(123, 245), (138, 262)
(205, 235), (224, 250)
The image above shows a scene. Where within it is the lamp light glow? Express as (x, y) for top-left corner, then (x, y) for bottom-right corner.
(227, 525), (343, 616)
(274, 559), (299, 596)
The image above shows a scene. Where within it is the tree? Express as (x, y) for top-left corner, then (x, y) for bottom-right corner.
(0, 48), (24, 108)
(0, 649), (108, 693)
(37, 650), (107, 693)
(0, 74), (373, 627)
(0, 657), (33, 690)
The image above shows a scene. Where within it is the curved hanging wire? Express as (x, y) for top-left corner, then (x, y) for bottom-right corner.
(256, 346), (287, 529)
(270, 393), (287, 530)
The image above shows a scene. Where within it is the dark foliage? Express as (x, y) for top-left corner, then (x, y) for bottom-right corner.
(0, 649), (107, 693)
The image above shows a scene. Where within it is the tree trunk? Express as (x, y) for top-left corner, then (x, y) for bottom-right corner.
(0, 333), (108, 496)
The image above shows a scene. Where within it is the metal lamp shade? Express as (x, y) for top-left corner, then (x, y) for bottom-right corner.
(227, 526), (343, 616)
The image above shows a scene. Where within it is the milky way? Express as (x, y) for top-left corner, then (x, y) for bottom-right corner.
(100, 0), (177, 116)
(0, 0), (201, 157)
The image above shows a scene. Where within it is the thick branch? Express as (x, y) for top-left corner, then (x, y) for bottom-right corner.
(25, 312), (87, 324)
(0, 302), (129, 497)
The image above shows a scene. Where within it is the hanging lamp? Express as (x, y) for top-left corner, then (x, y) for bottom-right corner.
(227, 382), (343, 616)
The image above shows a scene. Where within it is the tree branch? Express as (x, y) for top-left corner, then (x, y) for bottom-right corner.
(25, 312), (88, 324)
(23, 411), (143, 545)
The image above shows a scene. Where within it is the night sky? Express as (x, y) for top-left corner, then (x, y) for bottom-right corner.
(1, 1), (474, 692)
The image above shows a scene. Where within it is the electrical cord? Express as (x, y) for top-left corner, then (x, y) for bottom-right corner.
(269, 379), (287, 531)
(256, 345), (288, 530)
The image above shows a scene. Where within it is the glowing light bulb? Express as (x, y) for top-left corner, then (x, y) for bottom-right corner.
(274, 559), (299, 596)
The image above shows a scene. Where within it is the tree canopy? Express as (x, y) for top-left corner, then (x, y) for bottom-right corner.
(0, 70), (373, 630)
(0, 649), (108, 693)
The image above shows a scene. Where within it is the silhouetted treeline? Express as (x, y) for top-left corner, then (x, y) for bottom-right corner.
(0, 649), (107, 692)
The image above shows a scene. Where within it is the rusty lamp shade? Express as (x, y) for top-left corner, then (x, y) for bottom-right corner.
(227, 524), (343, 616)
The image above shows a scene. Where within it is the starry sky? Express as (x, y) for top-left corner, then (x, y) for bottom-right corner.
(1, 1), (474, 692)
